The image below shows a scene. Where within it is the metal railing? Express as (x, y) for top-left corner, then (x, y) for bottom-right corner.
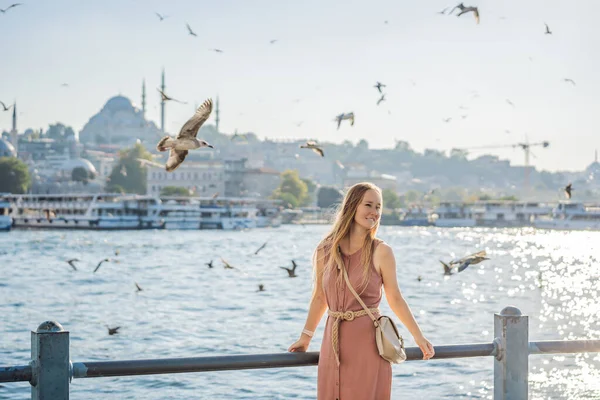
(1, 306), (599, 399)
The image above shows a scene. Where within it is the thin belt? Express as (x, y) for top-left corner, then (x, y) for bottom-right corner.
(328, 308), (379, 366)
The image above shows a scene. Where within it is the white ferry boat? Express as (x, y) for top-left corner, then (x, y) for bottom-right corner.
(159, 197), (258, 230)
(6, 194), (164, 230)
(0, 196), (12, 231)
(431, 203), (476, 227)
(471, 201), (553, 227)
(398, 207), (433, 226)
(533, 202), (600, 231)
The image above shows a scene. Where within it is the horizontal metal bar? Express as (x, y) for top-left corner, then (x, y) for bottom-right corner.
(529, 340), (600, 355)
(73, 343), (497, 379)
(0, 365), (32, 383)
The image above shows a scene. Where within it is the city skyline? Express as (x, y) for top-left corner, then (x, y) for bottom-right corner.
(1, 0), (598, 172)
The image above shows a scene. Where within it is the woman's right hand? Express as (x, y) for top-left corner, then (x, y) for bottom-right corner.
(288, 336), (311, 352)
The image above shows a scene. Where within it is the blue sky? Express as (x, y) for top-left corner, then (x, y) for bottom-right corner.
(1, 0), (598, 171)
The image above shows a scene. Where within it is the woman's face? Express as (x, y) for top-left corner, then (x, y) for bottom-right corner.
(353, 189), (382, 231)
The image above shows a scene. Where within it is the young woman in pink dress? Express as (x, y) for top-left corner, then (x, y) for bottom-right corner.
(288, 182), (435, 400)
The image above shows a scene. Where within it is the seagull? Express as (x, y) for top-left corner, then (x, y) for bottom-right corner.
(334, 112), (355, 129)
(280, 260), (298, 277)
(66, 259), (79, 271)
(564, 183), (573, 199)
(206, 260), (214, 268)
(450, 250), (489, 272)
(450, 3), (480, 24)
(442, 117), (452, 123)
(563, 78), (576, 86)
(221, 257), (235, 269)
(157, 88), (187, 104)
(300, 141), (324, 157)
(211, 192), (219, 199)
(374, 82), (386, 93)
(335, 160), (345, 169)
(156, 99), (215, 172)
(114, 249), (120, 256)
(0, 101), (13, 111)
(437, 7), (449, 14)
(295, 121), (304, 127)
(155, 12), (168, 21)
(254, 242), (268, 255)
(257, 284), (266, 292)
(440, 260), (453, 276)
(120, 165), (127, 177)
(544, 23), (552, 35)
(106, 325), (120, 336)
(0, 3), (21, 13)
(377, 94), (386, 106)
(135, 282), (143, 292)
(417, 275), (423, 282)
(506, 99), (515, 107)
(186, 23), (197, 36)
(269, 39), (278, 44)
(136, 158), (163, 168)
(93, 258), (110, 273)
(60, 83), (69, 87)
(209, 48), (224, 53)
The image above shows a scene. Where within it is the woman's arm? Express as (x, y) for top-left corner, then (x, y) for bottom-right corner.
(376, 243), (435, 360)
(288, 247), (328, 352)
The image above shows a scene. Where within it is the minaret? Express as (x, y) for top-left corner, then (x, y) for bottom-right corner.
(141, 79), (146, 117)
(10, 102), (18, 154)
(215, 96), (220, 133)
(160, 69), (166, 132)
(595, 149), (598, 163)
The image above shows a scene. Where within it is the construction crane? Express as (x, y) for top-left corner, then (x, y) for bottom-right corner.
(456, 140), (550, 190)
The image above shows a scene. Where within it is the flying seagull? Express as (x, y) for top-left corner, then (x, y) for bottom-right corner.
(300, 141), (324, 157)
(221, 257), (235, 269)
(377, 93), (386, 106)
(254, 242), (268, 255)
(334, 112), (355, 129)
(442, 117), (452, 123)
(280, 260), (298, 277)
(156, 98), (215, 172)
(269, 39), (278, 44)
(135, 282), (143, 292)
(0, 101), (13, 111)
(544, 23), (552, 35)
(206, 260), (214, 268)
(440, 260), (453, 276)
(335, 160), (345, 169)
(564, 183), (573, 199)
(66, 259), (79, 271)
(155, 12), (168, 21)
(563, 78), (576, 86)
(257, 284), (266, 292)
(506, 99), (515, 107)
(450, 3), (480, 24)
(0, 3), (21, 13)
(106, 325), (120, 336)
(157, 88), (187, 104)
(211, 192), (219, 199)
(450, 250), (489, 272)
(209, 48), (224, 53)
(374, 82), (386, 93)
(186, 23), (197, 36)
(93, 258), (110, 273)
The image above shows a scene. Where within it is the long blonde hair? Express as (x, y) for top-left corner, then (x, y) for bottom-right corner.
(313, 182), (382, 294)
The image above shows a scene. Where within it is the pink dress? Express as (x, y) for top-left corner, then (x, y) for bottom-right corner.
(317, 241), (392, 400)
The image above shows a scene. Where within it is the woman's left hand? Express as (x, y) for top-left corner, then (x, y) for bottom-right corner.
(414, 335), (435, 360)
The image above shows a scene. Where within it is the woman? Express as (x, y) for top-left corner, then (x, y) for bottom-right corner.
(288, 182), (435, 400)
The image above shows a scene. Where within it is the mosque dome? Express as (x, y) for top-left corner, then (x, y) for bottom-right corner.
(0, 139), (16, 158)
(59, 158), (98, 176)
(103, 96), (135, 113)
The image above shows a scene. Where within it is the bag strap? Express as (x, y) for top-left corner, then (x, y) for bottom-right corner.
(339, 249), (380, 327)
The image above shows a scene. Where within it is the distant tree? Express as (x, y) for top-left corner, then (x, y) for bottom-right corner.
(279, 192), (300, 208)
(450, 148), (468, 159)
(0, 157), (31, 194)
(71, 166), (92, 185)
(160, 186), (190, 197)
(271, 170), (308, 206)
(478, 194), (493, 201)
(45, 123), (76, 141)
(382, 189), (402, 210)
(317, 186), (344, 209)
(106, 143), (153, 194)
(403, 190), (421, 204)
(498, 195), (519, 201)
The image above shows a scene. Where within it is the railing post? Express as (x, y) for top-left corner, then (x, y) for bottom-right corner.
(494, 306), (528, 400)
(31, 321), (70, 400)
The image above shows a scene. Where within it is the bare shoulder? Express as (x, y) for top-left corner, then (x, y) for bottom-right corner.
(373, 240), (395, 274)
